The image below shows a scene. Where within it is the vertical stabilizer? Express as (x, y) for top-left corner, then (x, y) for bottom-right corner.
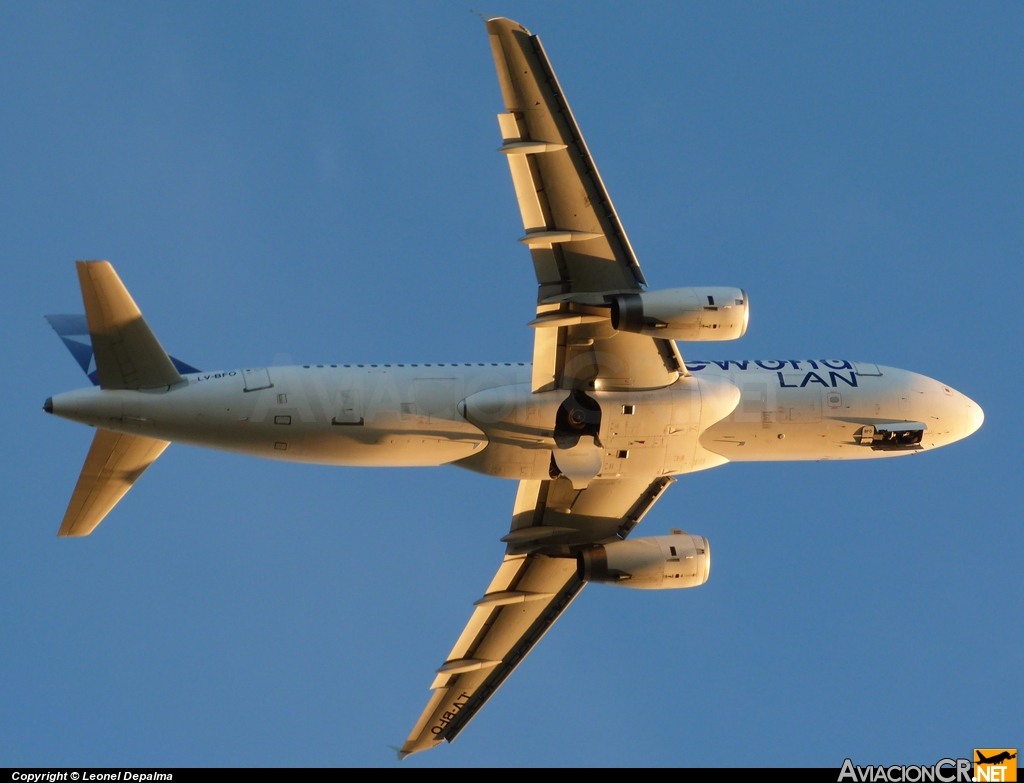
(59, 428), (170, 537)
(77, 261), (183, 390)
(45, 313), (201, 385)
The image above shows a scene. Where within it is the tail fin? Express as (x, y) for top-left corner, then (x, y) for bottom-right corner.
(74, 261), (183, 390)
(49, 262), (191, 536)
(45, 314), (101, 385)
(59, 428), (169, 537)
(46, 313), (201, 385)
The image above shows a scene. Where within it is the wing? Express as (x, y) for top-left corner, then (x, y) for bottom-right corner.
(487, 16), (643, 299)
(399, 475), (673, 758)
(486, 17), (684, 392)
(399, 17), (687, 758)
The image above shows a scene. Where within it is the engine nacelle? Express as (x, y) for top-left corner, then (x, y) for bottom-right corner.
(577, 532), (711, 590)
(610, 286), (749, 341)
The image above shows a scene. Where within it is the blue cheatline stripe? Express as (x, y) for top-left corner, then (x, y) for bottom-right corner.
(45, 313), (201, 382)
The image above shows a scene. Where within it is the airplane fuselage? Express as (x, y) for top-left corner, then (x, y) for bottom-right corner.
(38, 13), (991, 757)
(49, 359), (983, 480)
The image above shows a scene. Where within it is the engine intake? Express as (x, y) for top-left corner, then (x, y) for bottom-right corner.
(577, 532), (711, 590)
(611, 286), (749, 341)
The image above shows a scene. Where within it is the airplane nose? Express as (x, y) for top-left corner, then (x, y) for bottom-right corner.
(964, 396), (984, 437)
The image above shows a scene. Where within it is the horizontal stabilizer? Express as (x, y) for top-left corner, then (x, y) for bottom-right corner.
(76, 261), (184, 390)
(59, 428), (169, 537)
(45, 313), (200, 385)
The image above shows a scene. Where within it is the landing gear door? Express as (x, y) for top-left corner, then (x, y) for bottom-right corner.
(241, 367), (273, 392)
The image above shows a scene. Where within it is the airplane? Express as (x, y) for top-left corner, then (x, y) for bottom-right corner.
(977, 752), (1017, 765)
(41, 17), (984, 759)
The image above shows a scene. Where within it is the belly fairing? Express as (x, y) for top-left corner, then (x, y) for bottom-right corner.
(454, 374), (741, 480)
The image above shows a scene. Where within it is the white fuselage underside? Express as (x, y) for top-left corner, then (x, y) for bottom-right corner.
(49, 360), (982, 480)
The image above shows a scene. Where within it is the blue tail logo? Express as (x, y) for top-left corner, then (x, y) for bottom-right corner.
(45, 314), (200, 385)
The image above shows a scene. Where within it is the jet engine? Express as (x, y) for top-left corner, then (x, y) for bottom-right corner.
(577, 532), (711, 589)
(610, 286), (748, 341)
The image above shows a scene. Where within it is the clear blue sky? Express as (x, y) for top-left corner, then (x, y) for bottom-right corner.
(2, 1), (1020, 767)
